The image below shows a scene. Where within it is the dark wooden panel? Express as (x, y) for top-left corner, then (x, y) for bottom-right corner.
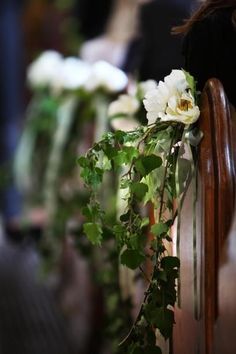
(173, 79), (235, 354)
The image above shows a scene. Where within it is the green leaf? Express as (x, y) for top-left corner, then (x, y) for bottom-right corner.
(151, 222), (169, 237)
(123, 146), (139, 163)
(145, 306), (175, 339)
(113, 150), (127, 167)
(183, 69), (196, 93)
(161, 256), (180, 271)
(83, 222), (103, 245)
(129, 233), (146, 250)
(155, 308), (175, 339)
(156, 270), (168, 282)
(131, 182), (148, 201)
(120, 249), (145, 269)
(103, 145), (118, 159)
(114, 130), (127, 143)
(135, 155), (162, 176)
(82, 204), (101, 221)
(113, 224), (126, 245)
(80, 166), (103, 187)
(141, 217), (150, 228)
(77, 156), (89, 167)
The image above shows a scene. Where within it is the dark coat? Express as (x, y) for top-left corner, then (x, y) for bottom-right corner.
(123, 0), (193, 82)
(183, 7), (236, 107)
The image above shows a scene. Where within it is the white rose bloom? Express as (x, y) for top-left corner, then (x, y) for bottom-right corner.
(160, 91), (200, 124)
(143, 70), (200, 125)
(85, 60), (128, 92)
(164, 69), (188, 95)
(27, 50), (63, 88)
(110, 117), (139, 132)
(139, 80), (158, 97)
(54, 57), (92, 91)
(108, 94), (140, 117)
(143, 85), (170, 124)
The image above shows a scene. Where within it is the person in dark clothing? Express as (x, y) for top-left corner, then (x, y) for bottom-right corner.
(0, 0), (24, 226)
(123, 0), (194, 82)
(74, 0), (115, 40)
(174, 0), (236, 107)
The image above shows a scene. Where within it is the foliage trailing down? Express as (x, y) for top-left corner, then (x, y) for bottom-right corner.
(78, 68), (201, 353)
(78, 118), (198, 352)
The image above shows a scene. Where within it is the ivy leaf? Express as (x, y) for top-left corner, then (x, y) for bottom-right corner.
(156, 270), (168, 282)
(113, 151), (127, 167)
(80, 167), (103, 187)
(83, 222), (103, 245)
(155, 308), (175, 339)
(141, 217), (150, 228)
(151, 222), (169, 237)
(77, 156), (89, 167)
(145, 306), (175, 339)
(114, 130), (127, 143)
(161, 256), (180, 271)
(183, 69), (196, 93)
(129, 233), (146, 251)
(82, 204), (101, 222)
(123, 146), (139, 163)
(135, 155), (162, 176)
(131, 182), (148, 201)
(103, 145), (118, 159)
(120, 249), (145, 269)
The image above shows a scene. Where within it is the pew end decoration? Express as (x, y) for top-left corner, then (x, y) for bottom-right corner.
(78, 69), (201, 353)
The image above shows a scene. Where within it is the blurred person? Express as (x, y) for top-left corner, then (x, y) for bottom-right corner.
(123, 0), (197, 81)
(76, 0), (197, 81)
(0, 0), (24, 234)
(173, 0), (236, 107)
(75, 0), (115, 40)
(79, 0), (143, 68)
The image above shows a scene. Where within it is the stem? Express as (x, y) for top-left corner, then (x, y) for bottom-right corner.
(158, 125), (179, 222)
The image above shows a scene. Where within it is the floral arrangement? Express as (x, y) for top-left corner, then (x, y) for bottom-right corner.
(78, 69), (201, 353)
(15, 51), (129, 237)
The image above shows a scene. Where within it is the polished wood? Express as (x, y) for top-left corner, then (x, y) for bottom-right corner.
(173, 79), (236, 354)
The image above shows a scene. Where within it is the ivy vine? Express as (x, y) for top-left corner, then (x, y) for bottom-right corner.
(78, 118), (196, 353)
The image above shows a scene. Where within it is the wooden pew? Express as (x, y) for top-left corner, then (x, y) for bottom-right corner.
(172, 79), (236, 354)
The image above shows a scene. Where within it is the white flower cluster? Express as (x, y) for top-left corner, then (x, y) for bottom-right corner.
(27, 50), (128, 94)
(107, 79), (159, 132)
(143, 70), (200, 125)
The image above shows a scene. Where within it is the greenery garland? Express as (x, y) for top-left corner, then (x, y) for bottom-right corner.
(78, 70), (201, 353)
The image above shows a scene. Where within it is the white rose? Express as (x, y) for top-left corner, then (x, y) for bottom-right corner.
(160, 91), (200, 125)
(143, 83), (170, 124)
(53, 57), (91, 91)
(110, 117), (139, 132)
(143, 70), (199, 125)
(27, 50), (63, 88)
(108, 94), (140, 117)
(164, 69), (189, 95)
(85, 60), (128, 92)
(139, 80), (158, 97)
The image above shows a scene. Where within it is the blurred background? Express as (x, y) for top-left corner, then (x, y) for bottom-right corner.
(0, 1), (199, 354)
